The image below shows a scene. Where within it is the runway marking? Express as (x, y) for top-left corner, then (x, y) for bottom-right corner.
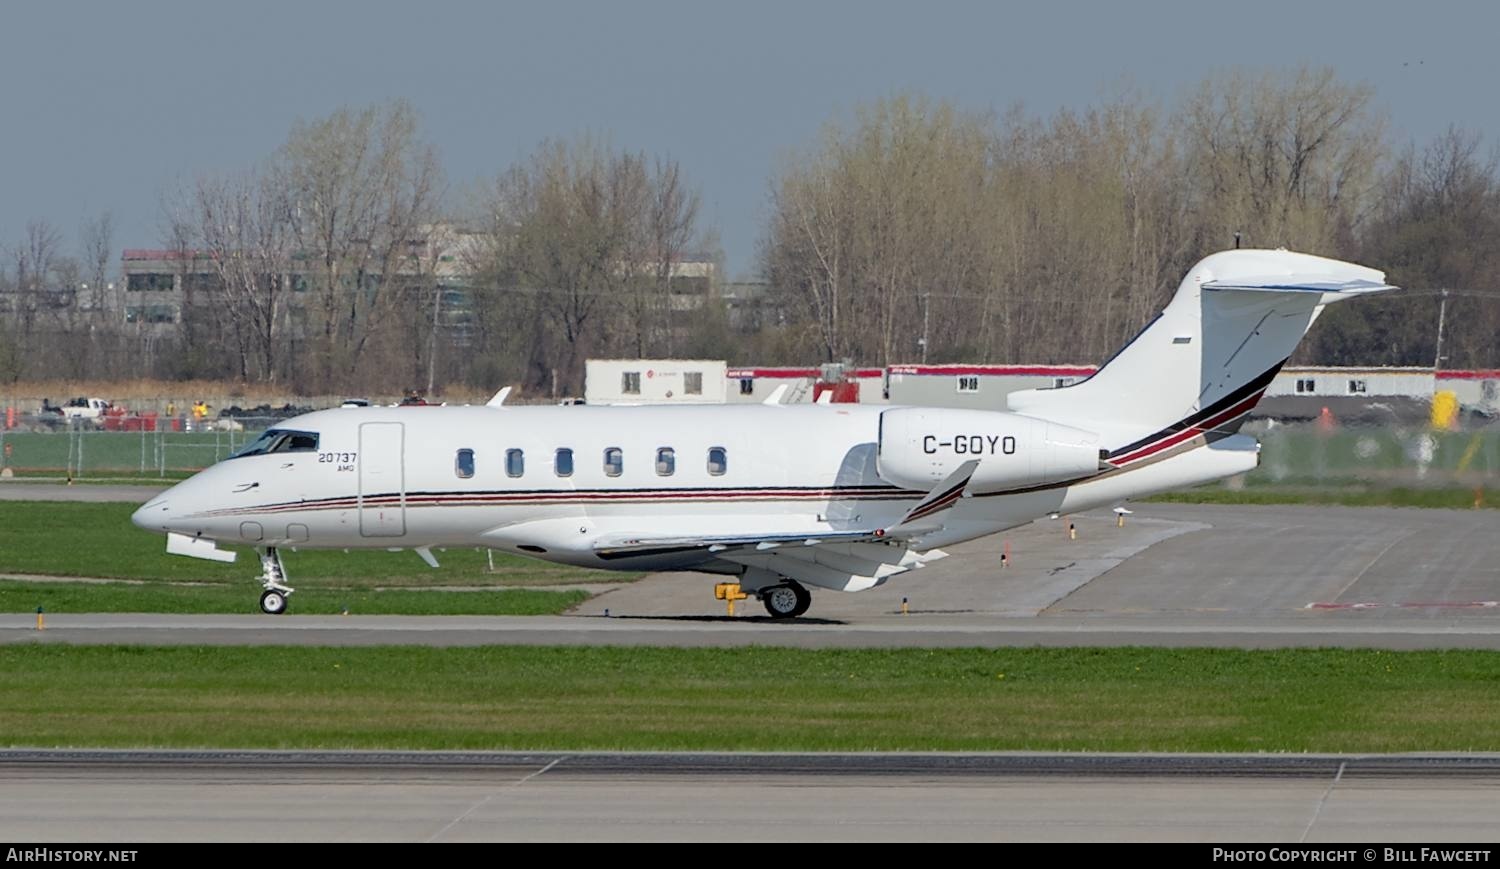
(1326, 531), (1414, 605)
(1300, 761), (1345, 843)
(1306, 601), (1500, 610)
(425, 755), (567, 842)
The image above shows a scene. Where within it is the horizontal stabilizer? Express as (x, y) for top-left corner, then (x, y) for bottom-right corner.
(1201, 275), (1396, 295)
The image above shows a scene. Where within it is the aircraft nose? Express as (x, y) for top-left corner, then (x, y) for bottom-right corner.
(132, 499), (170, 532)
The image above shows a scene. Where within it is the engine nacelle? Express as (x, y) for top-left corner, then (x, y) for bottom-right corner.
(877, 407), (1104, 493)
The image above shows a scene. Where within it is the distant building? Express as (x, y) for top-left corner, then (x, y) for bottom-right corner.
(1436, 369), (1500, 417)
(725, 365), (884, 404)
(585, 359), (728, 404)
(118, 235), (718, 348)
(885, 364), (1096, 409)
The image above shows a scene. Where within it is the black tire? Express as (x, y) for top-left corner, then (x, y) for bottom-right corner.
(789, 584), (812, 617)
(259, 589), (289, 615)
(761, 583), (811, 619)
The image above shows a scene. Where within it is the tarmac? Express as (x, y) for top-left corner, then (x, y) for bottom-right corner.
(4, 493), (1497, 649)
(2, 752), (1497, 842)
(6, 481), (1500, 840)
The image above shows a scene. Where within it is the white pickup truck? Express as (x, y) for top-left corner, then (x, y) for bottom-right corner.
(58, 397), (112, 422)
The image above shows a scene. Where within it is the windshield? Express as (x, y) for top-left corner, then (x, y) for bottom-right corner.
(230, 429), (320, 459)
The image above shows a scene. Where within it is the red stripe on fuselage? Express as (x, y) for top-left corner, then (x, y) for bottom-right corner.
(1111, 389), (1265, 465)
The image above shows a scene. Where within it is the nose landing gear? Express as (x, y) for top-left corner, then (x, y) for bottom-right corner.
(257, 546), (294, 615)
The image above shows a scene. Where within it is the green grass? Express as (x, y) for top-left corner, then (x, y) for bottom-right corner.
(0, 580), (585, 616)
(3, 646), (1499, 752)
(0, 502), (635, 588)
(1147, 485), (1495, 510)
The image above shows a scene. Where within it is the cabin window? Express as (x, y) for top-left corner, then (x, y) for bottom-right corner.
(455, 448), (475, 479)
(956, 375), (979, 393)
(739, 377), (754, 395)
(555, 447), (574, 477)
(685, 372), (703, 395)
(1296, 378), (1316, 394)
(604, 447), (623, 477)
(707, 446), (727, 476)
(1348, 379), (1367, 394)
(622, 372), (641, 395)
(229, 429), (320, 459)
(505, 448), (524, 478)
(656, 447), (675, 476)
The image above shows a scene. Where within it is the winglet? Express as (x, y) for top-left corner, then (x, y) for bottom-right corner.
(487, 387), (513, 408)
(885, 459), (979, 535)
(762, 384), (789, 405)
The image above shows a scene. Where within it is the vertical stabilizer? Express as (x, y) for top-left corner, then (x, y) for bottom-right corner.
(1006, 249), (1395, 449)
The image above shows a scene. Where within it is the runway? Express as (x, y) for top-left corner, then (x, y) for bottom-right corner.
(3, 751), (1497, 842)
(0, 481), (166, 502)
(10, 611), (1500, 649)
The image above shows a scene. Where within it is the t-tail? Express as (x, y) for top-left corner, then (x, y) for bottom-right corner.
(1006, 249), (1397, 456)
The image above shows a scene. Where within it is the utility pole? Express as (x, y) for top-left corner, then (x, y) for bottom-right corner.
(1433, 288), (1449, 371)
(426, 280), (443, 396)
(919, 291), (930, 364)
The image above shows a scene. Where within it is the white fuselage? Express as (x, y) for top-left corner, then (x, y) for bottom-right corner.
(132, 402), (1257, 581)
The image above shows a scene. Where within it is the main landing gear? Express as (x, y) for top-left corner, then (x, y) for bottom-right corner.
(760, 581), (812, 619)
(257, 546), (294, 615)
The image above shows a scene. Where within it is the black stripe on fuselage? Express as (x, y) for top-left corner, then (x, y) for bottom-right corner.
(1105, 359), (1286, 460)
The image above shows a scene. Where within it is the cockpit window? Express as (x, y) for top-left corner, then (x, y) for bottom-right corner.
(230, 429), (320, 459)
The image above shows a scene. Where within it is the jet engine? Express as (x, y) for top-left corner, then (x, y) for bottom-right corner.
(877, 407), (1104, 493)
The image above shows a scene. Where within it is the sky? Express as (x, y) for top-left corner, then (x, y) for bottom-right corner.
(1, 0), (1494, 279)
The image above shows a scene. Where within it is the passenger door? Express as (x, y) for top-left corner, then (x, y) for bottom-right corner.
(358, 422), (406, 537)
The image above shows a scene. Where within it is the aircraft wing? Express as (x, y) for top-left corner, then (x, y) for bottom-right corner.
(590, 464), (976, 592)
(592, 528), (876, 554)
(714, 539), (947, 592)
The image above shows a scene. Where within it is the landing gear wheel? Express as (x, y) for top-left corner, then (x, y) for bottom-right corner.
(762, 583), (812, 619)
(259, 589), (288, 615)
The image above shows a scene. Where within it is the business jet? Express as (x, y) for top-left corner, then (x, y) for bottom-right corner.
(132, 249), (1393, 618)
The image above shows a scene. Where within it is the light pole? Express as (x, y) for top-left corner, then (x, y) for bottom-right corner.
(1433, 288), (1449, 370)
(919, 291), (930, 364)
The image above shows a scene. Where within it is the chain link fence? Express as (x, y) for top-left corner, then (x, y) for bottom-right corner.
(0, 415), (281, 478)
(1245, 421), (1500, 488)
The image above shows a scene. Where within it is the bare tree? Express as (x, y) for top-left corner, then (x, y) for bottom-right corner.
(4, 220), (64, 380)
(1178, 66), (1384, 255)
(80, 212), (114, 312)
(191, 170), (295, 382)
(644, 156), (701, 356)
(472, 137), (705, 395)
(277, 100), (443, 389)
